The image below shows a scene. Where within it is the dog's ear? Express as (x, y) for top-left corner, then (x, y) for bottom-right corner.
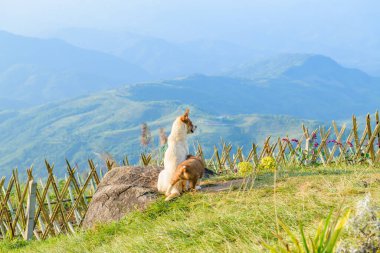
(184, 108), (190, 117)
(181, 108), (190, 122)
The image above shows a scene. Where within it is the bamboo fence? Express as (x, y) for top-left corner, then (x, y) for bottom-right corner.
(0, 112), (379, 241)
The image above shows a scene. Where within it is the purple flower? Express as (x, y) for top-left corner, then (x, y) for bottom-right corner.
(346, 141), (353, 148)
(311, 133), (317, 140)
(291, 138), (299, 143)
(328, 140), (342, 146)
(282, 138), (290, 143)
(314, 142), (319, 148)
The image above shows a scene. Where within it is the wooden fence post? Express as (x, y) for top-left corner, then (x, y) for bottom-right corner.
(24, 180), (37, 240)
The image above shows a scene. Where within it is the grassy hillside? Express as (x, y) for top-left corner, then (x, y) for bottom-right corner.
(0, 91), (320, 178)
(1, 166), (379, 252)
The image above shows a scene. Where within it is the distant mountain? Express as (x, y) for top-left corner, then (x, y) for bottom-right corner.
(119, 39), (250, 79)
(119, 54), (379, 120)
(0, 91), (320, 178)
(1, 52), (379, 178)
(50, 28), (144, 55)
(52, 28), (253, 79)
(226, 54), (374, 82)
(0, 31), (149, 109)
(226, 54), (312, 80)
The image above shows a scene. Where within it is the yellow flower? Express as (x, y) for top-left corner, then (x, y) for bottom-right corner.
(259, 156), (276, 171)
(238, 162), (254, 176)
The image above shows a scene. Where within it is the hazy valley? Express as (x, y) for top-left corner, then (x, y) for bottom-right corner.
(0, 31), (379, 177)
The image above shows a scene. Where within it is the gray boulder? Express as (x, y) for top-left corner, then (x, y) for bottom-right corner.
(82, 165), (162, 229)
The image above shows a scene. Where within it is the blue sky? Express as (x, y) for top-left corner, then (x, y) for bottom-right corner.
(1, 0), (379, 74)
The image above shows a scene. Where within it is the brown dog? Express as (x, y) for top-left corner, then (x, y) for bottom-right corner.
(165, 155), (205, 201)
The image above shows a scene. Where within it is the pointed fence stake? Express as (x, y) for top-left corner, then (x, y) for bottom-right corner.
(24, 180), (37, 240)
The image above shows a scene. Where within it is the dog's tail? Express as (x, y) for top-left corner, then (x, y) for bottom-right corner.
(204, 168), (216, 178)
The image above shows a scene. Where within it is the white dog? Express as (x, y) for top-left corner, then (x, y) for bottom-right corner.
(157, 108), (196, 200)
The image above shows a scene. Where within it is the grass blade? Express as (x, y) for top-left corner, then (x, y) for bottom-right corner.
(299, 224), (310, 253)
(279, 219), (302, 252)
(324, 209), (351, 252)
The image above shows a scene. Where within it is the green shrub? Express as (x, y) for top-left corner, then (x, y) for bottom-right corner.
(263, 209), (351, 252)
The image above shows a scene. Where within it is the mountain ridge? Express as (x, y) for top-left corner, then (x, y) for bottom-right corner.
(226, 54), (375, 81)
(0, 30), (150, 109)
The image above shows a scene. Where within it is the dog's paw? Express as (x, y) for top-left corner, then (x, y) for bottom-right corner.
(195, 185), (202, 190)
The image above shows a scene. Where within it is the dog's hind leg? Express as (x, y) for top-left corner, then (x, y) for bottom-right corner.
(165, 180), (182, 201)
(189, 178), (199, 191)
(165, 191), (181, 201)
(165, 177), (181, 197)
(181, 180), (187, 192)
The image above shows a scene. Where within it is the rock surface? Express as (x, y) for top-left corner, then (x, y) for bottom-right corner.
(82, 165), (162, 229)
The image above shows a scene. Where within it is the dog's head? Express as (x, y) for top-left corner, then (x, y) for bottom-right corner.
(180, 108), (197, 134)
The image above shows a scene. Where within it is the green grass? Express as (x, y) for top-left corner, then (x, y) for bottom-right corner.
(1, 166), (379, 253)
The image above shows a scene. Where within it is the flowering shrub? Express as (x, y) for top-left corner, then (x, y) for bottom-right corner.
(237, 162), (253, 176)
(259, 156), (277, 171)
